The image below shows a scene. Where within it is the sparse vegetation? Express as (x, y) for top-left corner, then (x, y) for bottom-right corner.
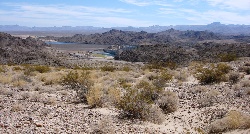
(62, 70), (92, 102)
(100, 65), (116, 72)
(195, 63), (231, 84)
(208, 111), (250, 133)
(157, 91), (178, 114)
(219, 53), (237, 62)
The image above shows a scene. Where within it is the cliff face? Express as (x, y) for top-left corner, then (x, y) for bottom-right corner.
(0, 32), (62, 65)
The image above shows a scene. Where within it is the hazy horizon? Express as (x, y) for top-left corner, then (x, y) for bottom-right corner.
(0, 0), (250, 27)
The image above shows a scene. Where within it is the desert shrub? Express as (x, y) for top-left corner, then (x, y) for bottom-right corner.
(208, 111), (250, 133)
(86, 84), (104, 108)
(122, 66), (131, 72)
(136, 80), (162, 101)
(20, 92), (30, 100)
(34, 65), (51, 73)
(118, 78), (132, 89)
(152, 70), (173, 90)
(30, 92), (42, 102)
(62, 70), (92, 102)
(195, 63), (231, 84)
(91, 117), (115, 134)
(157, 91), (178, 114)
(219, 53), (237, 62)
(198, 90), (220, 108)
(100, 66), (116, 72)
(107, 88), (121, 106)
(228, 72), (240, 84)
(0, 74), (12, 84)
(12, 66), (22, 71)
(23, 65), (50, 75)
(0, 66), (6, 73)
(146, 104), (165, 124)
(145, 61), (177, 70)
(117, 87), (153, 120)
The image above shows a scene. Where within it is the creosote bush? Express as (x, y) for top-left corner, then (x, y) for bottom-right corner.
(195, 63), (231, 84)
(219, 53), (237, 62)
(62, 70), (92, 102)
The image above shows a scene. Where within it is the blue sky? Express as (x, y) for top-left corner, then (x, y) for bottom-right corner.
(0, 0), (250, 27)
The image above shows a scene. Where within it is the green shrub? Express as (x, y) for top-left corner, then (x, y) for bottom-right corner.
(62, 70), (93, 102)
(195, 63), (231, 84)
(100, 66), (116, 72)
(219, 53), (237, 62)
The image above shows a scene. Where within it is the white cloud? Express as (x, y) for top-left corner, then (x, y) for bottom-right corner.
(119, 0), (172, 7)
(206, 0), (250, 10)
(0, 3), (146, 27)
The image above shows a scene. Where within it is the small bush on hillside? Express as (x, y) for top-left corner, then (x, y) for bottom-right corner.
(228, 72), (240, 84)
(152, 70), (173, 90)
(195, 63), (231, 84)
(23, 65), (50, 75)
(136, 80), (162, 101)
(117, 87), (153, 120)
(144, 61), (177, 70)
(219, 53), (237, 62)
(100, 66), (116, 72)
(122, 66), (131, 72)
(62, 70), (92, 102)
(198, 90), (220, 108)
(157, 91), (178, 114)
(208, 111), (250, 133)
(87, 84), (104, 108)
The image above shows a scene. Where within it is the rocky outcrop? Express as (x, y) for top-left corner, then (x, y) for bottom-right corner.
(0, 32), (64, 66)
(116, 42), (250, 65)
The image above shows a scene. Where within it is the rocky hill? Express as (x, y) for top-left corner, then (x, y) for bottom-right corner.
(116, 42), (250, 65)
(56, 29), (220, 45)
(0, 32), (63, 65)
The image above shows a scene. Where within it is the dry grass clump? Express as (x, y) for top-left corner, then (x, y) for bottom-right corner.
(86, 84), (104, 108)
(198, 90), (220, 108)
(0, 74), (12, 84)
(43, 96), (57, 105)
(157, 90), (178, 114)
(195, 63), (231, 84)
(208, 111), (250, 133)
(39, 71), (66, 85)
(173, 70), (189, 82)
(91, 117), (115, 134)
(62, 70), (93, 102)
(107, 88), (121, 106)
(12, 66), (23, 71)
(100, 65), (116, 72)
(146, 104), (165, 124)
(23, 64), (51, 76)
(121, 66), (131, 72)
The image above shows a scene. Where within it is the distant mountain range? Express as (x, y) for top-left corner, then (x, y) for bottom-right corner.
(1, 22), (250, 35)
